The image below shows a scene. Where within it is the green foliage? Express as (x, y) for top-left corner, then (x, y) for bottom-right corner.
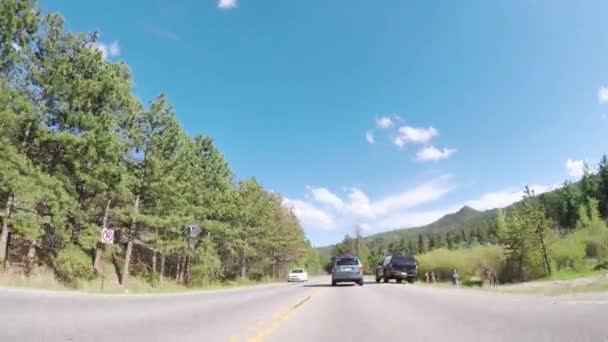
(54, 245), (95, 283)
(551, 234), (586, 271)
(499, 187), (553, 281)
(318, 205), (499, 259)
(0, 0), (319, 289)
(598, 156), (608, 217)
(417, 245), (505, 282)
(189, 239), (223, 287)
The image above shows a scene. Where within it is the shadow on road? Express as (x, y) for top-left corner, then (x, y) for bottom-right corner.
(303, 283), (356, 288)
(303, 281), (395, 287)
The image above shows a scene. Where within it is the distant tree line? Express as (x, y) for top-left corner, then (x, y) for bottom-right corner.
(329, 156), (608, 282)
(0, 0), (320, 287)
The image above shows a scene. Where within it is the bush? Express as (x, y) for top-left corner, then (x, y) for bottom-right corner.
(585, 241), (601, 259)
(417, 245), (505, 282)
(594, 261), (608, 270)
(54, 244), (95, 284)
(551, 220), (608, 271)
(551, 234), (586, 271)
(585, 221), (608, 261)
(189, 240), (223, 287)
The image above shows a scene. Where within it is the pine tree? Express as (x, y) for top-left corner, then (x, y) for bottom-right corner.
(428, 235), (436, 250)
(597, 155), (608, 217)
(417, 234), (426, 254)
(446, 232), (454, 250)
(0, 0), (321, 287)
(500, 187), (553, 280)
(407, 239), (416, 255)
(398, 237), (407, 254)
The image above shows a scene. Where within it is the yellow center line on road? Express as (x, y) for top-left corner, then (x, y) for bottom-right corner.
(226, 288), (319, 342)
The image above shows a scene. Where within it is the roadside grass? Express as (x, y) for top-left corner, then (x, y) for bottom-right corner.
(0, 263), (281, 295)
(541, 268), (605, 281)
(489, 271), (608, 296)
(415, 269), (608, 296)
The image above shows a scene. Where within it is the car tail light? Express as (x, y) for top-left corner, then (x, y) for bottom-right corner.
(359, 266), (364, 273)
(331, 266), (336, 273)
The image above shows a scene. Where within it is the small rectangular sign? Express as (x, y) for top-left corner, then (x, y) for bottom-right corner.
(101, 228), (114, 244)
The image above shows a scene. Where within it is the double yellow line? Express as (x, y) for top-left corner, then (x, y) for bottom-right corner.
(228, 289), (318, 342)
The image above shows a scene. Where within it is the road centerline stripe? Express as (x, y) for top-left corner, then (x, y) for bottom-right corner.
(226, 288), (318, 342)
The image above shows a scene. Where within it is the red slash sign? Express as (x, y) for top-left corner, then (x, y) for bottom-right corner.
(101, 228), (114, 244)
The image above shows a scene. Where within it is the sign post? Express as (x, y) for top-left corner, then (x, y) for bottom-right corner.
(100, 228), (114, 292)
(186, 223), (201, 249)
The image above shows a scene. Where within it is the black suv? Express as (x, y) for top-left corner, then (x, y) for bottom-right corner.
(375, 254), (418, 283)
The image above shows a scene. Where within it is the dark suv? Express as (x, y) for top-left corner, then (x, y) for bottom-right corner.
(375, 254), (418, 283)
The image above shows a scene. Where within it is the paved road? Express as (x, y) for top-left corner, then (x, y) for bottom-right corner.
(1, 276), (607, 342)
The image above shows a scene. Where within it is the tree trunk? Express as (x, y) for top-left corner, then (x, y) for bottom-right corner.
(159, 253), (165, 284)
(183, 254), (190, 285)
(93, 248), (103, 274)
(537, 225), (552, 276)
(94, 199), (112, 273)
(26, 240), (36, 274)
(175, 254), (182, 282)
(0, 194), (14, 268)
(151, 250), (157, 287)
(178, 255), (187, 284)
(272, 259), (277, 279)
(188, 254), (193, 285)
(240, 255), (247, 280)
(121, 196), (139, 286)
(121, 240), (133, 286)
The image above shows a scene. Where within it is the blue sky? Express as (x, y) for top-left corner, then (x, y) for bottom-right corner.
(44, 0), (608, 246)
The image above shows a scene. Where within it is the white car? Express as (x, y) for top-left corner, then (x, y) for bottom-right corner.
(287, 268), (308, 282)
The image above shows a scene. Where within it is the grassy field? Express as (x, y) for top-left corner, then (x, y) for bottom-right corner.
(492, 273), (608, 295)
(418, 268), (608, 296)
(0, 264), (281, 294)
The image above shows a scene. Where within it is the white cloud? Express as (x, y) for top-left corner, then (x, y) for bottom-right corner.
(416, 146), (456, 162)
(599, 86), (608, 104)
(282, 198), (337, 229)
(398, 126), (438, 144)
(91, 41), (121, 59)
(358, 223), (372, 231)
(376, 117), (394, 129)
(347, 188), (375, 218)
(372, 176), (453, 216)
(108, 41), (120, 57)
(566, 158), (585, 178)
(370, 208), (455, 232)
(287, 176), (453, 232)
(392, 136), (405, 148)
(309, 187), (344, 211)
(218, 0), (238, 9)
(289, 176), (557, 243)
(463, 185), (553, 211)
(365, 131), (375, 144)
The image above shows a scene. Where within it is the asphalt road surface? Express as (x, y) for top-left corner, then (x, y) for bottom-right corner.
(2, 276), (608, 342)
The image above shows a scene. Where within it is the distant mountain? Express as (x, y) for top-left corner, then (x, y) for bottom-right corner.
(316, 205), (498, 258)
(315, 161), (606, 260)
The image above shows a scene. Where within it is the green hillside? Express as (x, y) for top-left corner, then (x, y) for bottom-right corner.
(317, 205), (499, 259)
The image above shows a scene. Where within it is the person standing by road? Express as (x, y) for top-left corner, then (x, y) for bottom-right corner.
(451, 269), (460, 286)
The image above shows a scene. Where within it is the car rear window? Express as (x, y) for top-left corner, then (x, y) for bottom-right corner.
(336, 258), (359, 266)
(290, 269), (304, 273)
(392, 256), (416, 266)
